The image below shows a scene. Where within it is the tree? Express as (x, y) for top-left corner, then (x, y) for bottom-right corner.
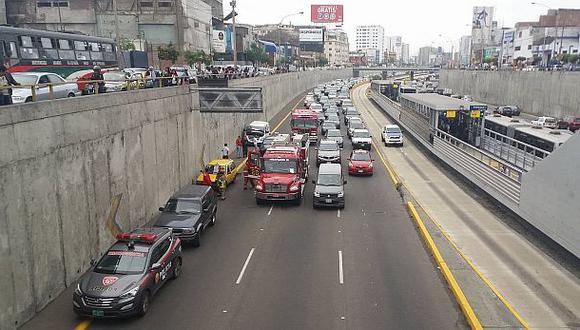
(184, 50), (212, 69)
(245, 43), (268, 66)
(118, 37), (136, 51)
(318, 56), (329, 67)
(158, 43), (179, 64)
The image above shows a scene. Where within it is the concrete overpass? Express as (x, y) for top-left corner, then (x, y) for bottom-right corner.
(353, 66), (440, 78)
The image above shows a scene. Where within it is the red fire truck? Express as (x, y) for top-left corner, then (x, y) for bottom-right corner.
(290, 108), (319, 144)
(253, 145), (309, 205)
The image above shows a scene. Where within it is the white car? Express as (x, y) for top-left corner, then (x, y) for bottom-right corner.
(11, 72), (81, 103)
(381, 124), (403, 146)
(351, 129), (372, 151)
(531, 116), (557, 129)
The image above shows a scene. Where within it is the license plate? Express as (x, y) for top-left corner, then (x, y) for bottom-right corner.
(325, 199), (333, 203)
(272, 194), (280, 198)
(92, 310), (104, 317)
(358, 170), (364, 173)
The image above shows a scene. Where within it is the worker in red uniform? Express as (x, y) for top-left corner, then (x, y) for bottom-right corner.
(201, 169), (212, 186)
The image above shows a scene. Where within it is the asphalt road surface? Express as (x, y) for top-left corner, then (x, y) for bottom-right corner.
(21, 96), (466, 330)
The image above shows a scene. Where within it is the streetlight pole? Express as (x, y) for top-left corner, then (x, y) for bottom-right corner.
(278, 11), (304, 65)
(230, 0), (237, 68)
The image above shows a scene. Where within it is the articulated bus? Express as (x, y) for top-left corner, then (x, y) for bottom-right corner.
(0, 26), (118, 77)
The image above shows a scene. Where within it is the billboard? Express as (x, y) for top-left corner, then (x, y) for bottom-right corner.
(311, 5), (344, 23)
(472, 6), (492, 29)
(299, 28), (324, 42)
(212, 30), (226, 53)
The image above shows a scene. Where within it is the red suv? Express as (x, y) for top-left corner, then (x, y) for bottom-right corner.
(558, 116), (580, 132)
(348, 150), (374, 176)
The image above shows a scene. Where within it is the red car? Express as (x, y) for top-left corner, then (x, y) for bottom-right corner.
(348, 150), (374, 176)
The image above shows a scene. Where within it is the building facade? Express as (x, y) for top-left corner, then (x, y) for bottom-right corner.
(0, 0), (6, 24)
(418, 46), (437, 66)
(355, 25), (384, 64)
(459, 35), (472, 67)
(5, 0), (213, 54)
(324, 29), (349, 67)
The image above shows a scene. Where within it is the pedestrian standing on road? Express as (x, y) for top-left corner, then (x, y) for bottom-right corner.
(235, 136), (243, 158)
(222, 143), (230, 159)
(0, 65), (20, 106)
(91, 66), (106, 94)
(216, 173), (227, 200)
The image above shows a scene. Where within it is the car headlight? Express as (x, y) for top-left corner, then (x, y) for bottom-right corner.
(338, 192), (344, 198)
(255, 183), (264, 191)
(369, 162), (373, 168)
(314, 191), (320, 197)
(289, 182), (300, 192)
(119, 287), (139, 299)
(74, 283), (83, 296)
(183, 228), (193, 234)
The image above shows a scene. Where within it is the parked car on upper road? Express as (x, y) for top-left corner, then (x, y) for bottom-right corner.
(557, 116), (580, 132)
(11, 72), (81, 103)
(531, 116), (558, 129)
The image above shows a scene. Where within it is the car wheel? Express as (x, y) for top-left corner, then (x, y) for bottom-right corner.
(294, 195), (302, 206)
(208, 211), (217, 227)
(313, 203), (318, 209)
(192, 232), (201, 248)
(138, 291), (151, 317)
(171, 257), (182, 279)
(25, 97), (33, 103)
(67, 92), (76, 98)
(256, 198), (264, 206)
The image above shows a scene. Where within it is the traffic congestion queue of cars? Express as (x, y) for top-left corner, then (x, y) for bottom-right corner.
(307, 78), (401, 209)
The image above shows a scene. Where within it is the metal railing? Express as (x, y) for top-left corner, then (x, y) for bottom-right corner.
(481, 129), (547, 171)
(435, 129), (523, 184)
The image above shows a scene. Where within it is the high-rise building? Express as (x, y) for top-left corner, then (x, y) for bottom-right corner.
(459, 35), (472, 67)
(355, 25), (385, 64)
(401, 43), (410, 65)
(418, 46), (438, 66)
(324, 29), (349, 67)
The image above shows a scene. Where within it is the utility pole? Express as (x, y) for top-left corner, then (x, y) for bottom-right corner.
(230, 0), (237, 68)
(113, 0), (122, 67)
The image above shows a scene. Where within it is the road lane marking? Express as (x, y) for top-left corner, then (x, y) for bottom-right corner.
(353, 84), (530, 329)
(406, 202), (483, 330)
(73, 320), (91, 330)
(337, 209), (341, 218)
(267, 205), (273, 216)
(236, 248), (255, 285)
(338, 250), (344, 284)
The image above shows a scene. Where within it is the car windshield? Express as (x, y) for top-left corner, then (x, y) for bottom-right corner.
(386, 127), (401, 133)
(353, 131), (370, 138)
(323, 122), (335, 128)
(103, 72), (126, 81)
(347, 110), (358, 115)
(351, 123), (364, 129)
(262, 159), (297, 174)
(245, 130), (264, 138)
(327, 130), (341, 137)
(317, 174), (342, 186)
(12, 74), (38, 85)
(291, 119), (318, 128)
(206, 164), (226, 174)
(352, 152), (371, 161)
(164, 198), (201, 214)
(575, 118), (580, 123)
(545, 118), (556, 123)
(94, 251), (147, 275)
(319, 142), (338, 151)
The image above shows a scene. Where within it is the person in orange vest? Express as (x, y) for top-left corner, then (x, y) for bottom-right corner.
(200, 169), (212, 186)
(235, 135), (243, 158)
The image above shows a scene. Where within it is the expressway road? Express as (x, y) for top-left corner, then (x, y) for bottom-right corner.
(21, 95), (466, 330)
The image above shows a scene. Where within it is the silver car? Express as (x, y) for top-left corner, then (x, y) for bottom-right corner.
(11, 72), (81, 103)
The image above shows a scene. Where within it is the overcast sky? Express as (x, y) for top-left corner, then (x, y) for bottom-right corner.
(228, 0), (578, 55)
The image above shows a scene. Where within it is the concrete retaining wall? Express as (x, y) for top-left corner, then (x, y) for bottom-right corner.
(440, 70), (580, 118)
(0, 69), (351, 329)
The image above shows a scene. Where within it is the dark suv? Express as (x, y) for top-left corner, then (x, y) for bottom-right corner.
(154, 185), (217, 247)
(73, 228), (182, 318)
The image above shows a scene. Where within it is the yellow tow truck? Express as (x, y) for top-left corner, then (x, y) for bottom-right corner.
(194, 159), (240, 186)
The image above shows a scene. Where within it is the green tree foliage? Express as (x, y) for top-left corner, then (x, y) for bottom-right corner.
(118, 37), (136, 51)
(246, 43), (269, 65)
(318, 56), (329, 67)
(184, 50), (212, 68)
(158, 43), (180, 64)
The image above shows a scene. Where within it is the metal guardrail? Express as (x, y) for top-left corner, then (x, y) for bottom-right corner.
(481, 129), (547, 171)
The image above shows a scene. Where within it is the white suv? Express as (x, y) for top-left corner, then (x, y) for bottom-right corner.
(381, 125), (403, 146)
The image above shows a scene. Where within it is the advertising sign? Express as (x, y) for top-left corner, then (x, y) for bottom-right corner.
(472, 6), (492, 29)
(299, 28), (324, 42)
(212, 30), (226, 53)
(503, 31), (514, 43)
(311, 5), (344, 23)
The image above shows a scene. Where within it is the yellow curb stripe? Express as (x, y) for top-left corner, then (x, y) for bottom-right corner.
(73, 320), (91, 330)
(406, 202), (483, 330)
(353, 83), (530, 329)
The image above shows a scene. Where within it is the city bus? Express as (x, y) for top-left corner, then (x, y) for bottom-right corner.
(0, 26), (118, 77)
